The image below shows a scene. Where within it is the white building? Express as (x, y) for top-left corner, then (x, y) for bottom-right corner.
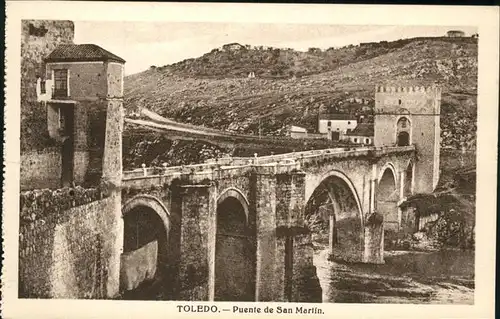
(342, 123), (374, 145)
(318, 114), (357, 137)
(289, 125), (308, 139)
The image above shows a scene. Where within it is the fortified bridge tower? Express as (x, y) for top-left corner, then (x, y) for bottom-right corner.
(374, 85), (441, 194)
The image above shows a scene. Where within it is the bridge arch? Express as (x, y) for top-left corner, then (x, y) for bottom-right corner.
(378, 162), (397, 185)
(122, 195), (171, 233)
(305, 170), (363, 213)
(304, 170), (364, 262)
(377, 164), (400, 247)
(120, 195), (171, 299)
(215, 187), (256, 301)
(217, 187), (250, 223)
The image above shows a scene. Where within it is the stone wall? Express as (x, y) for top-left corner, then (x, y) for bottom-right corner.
(102, 100), (124, 185)
(45, 62), (107, 100)
(21, 20), (74, 152)
(73, 151), (90, 185)
(19, 190), (121, 299)
(85, 100), (108, 185)
(106, 62), (124, 98)
(20, 148), (62, 190)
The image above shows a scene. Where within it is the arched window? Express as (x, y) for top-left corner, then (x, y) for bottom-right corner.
(396, 117), (411, 146)
(400, 118), (407, 128)
(397, 131), (410, 146)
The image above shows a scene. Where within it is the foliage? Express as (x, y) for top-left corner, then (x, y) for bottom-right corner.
(400, 182), (475, 250)
(425, 209), (475, 249)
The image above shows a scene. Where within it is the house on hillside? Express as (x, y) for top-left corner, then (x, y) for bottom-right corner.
(341, 123), (374, 145)
(446, 30), (465, 37)
(317, 113), (357, 140)
(288, 125), (308, 139)
(222, 43), (245, 52)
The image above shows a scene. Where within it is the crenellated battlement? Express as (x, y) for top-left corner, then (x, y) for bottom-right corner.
(374, 83), (442, 114)
(375, 85), (441, 96)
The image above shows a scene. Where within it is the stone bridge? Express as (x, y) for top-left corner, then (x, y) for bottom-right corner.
(113, 84), (440, 302)
(119, 145), (416, 302)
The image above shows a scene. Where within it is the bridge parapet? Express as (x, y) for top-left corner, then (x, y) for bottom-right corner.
(122, 160), (306, 190)
(295, 145), (415, 166)
(122, 145), (415, 186)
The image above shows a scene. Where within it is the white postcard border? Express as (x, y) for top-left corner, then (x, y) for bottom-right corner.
(3, 2), (499, 318)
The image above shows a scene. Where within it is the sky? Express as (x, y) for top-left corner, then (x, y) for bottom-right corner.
(74, 22), (477, 75)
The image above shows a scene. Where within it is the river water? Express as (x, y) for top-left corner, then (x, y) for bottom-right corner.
(121, 241), (474, 304)
(313, 243), (475, 304)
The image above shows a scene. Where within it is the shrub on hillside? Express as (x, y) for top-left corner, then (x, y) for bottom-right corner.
(424, 209), (475, 249)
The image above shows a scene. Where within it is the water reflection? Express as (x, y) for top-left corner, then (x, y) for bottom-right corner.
(314, 243), (474, 304)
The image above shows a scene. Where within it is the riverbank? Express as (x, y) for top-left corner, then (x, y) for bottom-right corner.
(314, 245), (474, 304)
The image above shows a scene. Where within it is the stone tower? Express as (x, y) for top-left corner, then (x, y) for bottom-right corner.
(374, 85), (441, 193)
(20, 20), (75, 190)
(36, 43), (125, 188)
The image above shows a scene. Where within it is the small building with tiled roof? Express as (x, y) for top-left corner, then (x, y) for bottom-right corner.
(317, 113), (357, 139)
(45, 44), (126, 63)
(288, 125), (308, 139)
(38, 44), (126, 103)
(446, 30), (465, 38)
(342, 123), (374, 145)
(35, 43), (126, 187)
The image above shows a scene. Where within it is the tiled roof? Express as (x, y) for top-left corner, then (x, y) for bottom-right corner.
(45, 44), (126, 63)
(345, 123), (374, 137)
(290, 125), (307, 133)
(318, 113), (356, 121)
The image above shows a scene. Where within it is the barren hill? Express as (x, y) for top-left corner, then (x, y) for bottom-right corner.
(123, 36), (477, 168)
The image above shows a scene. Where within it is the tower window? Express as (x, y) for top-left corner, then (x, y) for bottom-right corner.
(327, 121), (332, 127)
(53, 69), (68, 98)
(401, 118), (407, 128)
(398, 99), (402, 105)
(40, 80), (46, 94)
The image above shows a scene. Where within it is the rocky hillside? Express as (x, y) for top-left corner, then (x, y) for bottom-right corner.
(124, 36), (477, 167)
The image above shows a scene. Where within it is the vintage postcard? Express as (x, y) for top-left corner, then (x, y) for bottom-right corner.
(2, 2), (499, 318)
